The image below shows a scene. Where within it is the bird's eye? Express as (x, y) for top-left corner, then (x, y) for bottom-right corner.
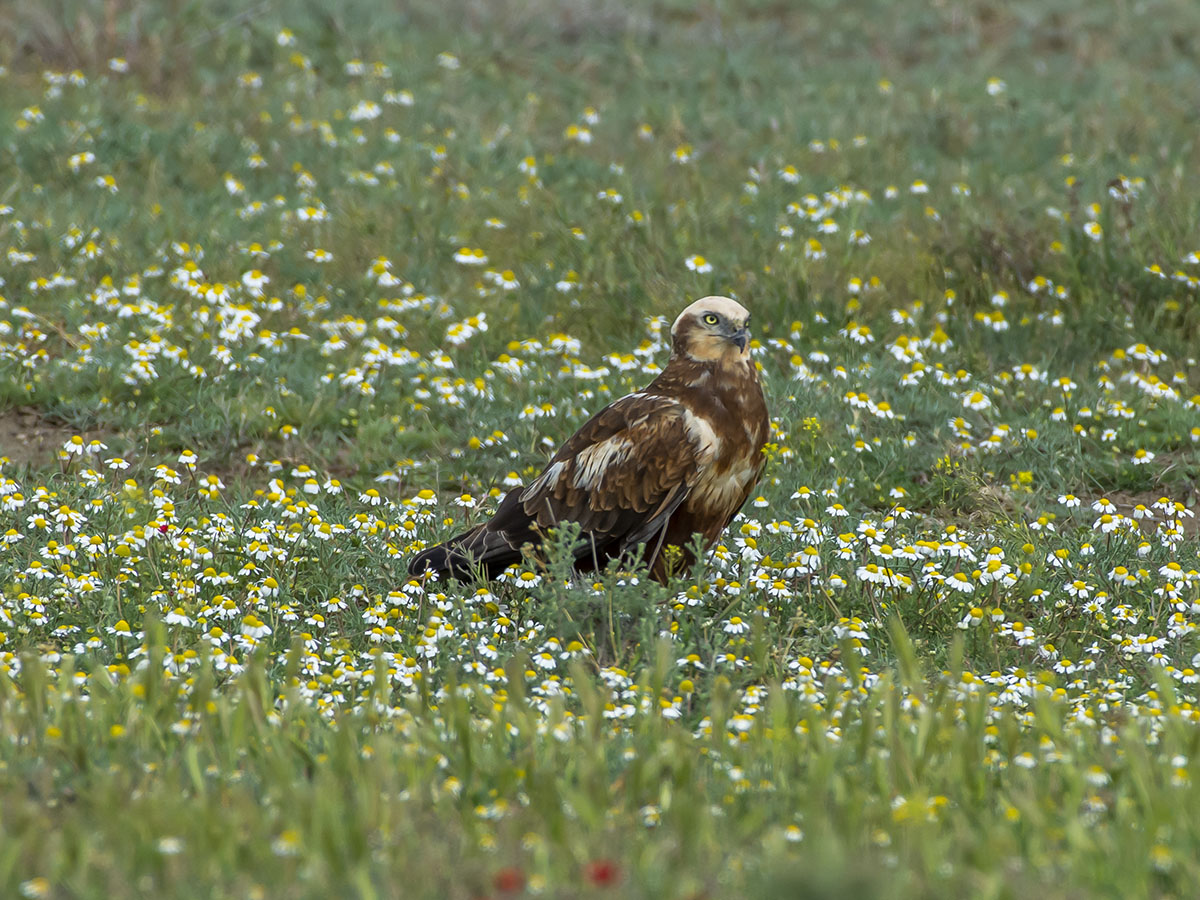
(703, 313), (719, 325)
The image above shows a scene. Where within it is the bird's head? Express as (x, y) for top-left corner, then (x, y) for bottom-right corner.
(670, 296), (753, 363)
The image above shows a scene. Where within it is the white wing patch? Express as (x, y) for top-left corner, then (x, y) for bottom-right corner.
(520, 460), (565, 501)
(682, 410), (722, 463)
(571, 436), (633, 489)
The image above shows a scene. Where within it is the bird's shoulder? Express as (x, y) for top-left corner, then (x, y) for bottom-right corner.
(551, 390), (691, 459)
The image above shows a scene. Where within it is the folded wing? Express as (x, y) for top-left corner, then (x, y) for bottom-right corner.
(408, 393), (704, 579)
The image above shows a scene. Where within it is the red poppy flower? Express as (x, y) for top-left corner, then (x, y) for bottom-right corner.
(582, 859), (621, 887)
(492, 866), (525, 893)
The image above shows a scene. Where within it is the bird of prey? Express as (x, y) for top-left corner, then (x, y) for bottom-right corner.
(408, 296), (769, 584)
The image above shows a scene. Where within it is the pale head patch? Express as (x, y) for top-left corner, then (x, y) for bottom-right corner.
(671, 296), (750, 336)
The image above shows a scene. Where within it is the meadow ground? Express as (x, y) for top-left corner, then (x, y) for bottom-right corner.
(2, 0), (1200, 896)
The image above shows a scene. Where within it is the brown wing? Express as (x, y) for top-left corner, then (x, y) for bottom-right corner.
(408, 392), (706, 579)
(519, 392), (702, 553)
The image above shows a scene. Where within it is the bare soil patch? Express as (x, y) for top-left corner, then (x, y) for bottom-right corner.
(0, 405), (117, 471)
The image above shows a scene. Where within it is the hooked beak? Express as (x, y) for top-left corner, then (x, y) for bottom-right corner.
(731, 328), (750, 352)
